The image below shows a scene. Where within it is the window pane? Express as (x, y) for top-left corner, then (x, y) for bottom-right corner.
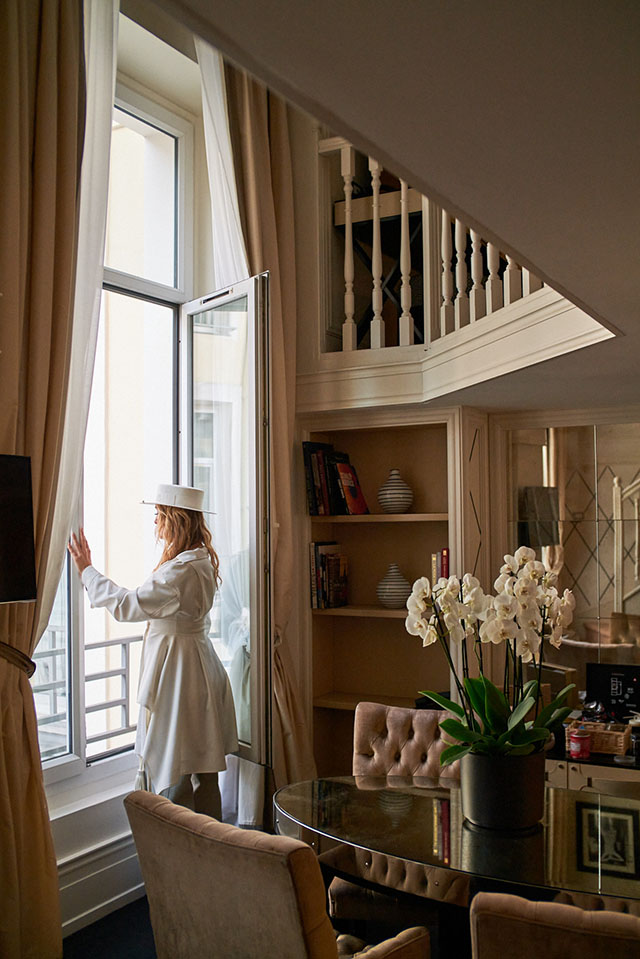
(105, 107), (176, 286)
(83, 290), (174, 758)
(192, 296), (252, 744)
(32, 565), (70, 760)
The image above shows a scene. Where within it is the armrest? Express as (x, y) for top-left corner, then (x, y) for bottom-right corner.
(352, 926), (430, 957)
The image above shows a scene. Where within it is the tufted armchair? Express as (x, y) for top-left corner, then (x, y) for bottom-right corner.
(322, 703), (469, 944)
(352, 702), (460, 779)
(124, 790), (430, 959)
(470, 891), (640, 958)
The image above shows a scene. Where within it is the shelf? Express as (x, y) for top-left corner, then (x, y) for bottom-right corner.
(310, 512), (447, 523)
(312, 605), (407, 618)
(314, 691), (418, 711)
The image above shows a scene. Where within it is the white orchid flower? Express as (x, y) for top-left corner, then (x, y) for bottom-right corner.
(549, 624), (563, 648)
(479, 615), (517, 645)
(423, 624), (439, 647)
(523, 559), (546, 580)
(518, 602), (543, 631)
(516, 627), (541, 663)
(514, 546), (536, 566)
(494, 592), (518, 619)
(411, 577), (431, 602)
(513, 576), (537, 601)
(501, 554), (518, 574)
(561, 588), (576, 610)
(462, 573), (480, 592)
(543, 570), (559, 589)
(405, 612), (428, 641)
(407, 592), (427, 614)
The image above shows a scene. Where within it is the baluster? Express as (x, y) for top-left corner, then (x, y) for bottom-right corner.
(469, 230), (486, 322)
(504, 254), (522, 305)
(399, 179), (414, 345)
(522, 268), (543, 296)
(341, 146), (357, 351)
(422, 195), (441, 347)
(440, 210), (454, 334)
(369, 157), (384, 348)
(485, 242), (503, 314)
(454, 219), (470, 329)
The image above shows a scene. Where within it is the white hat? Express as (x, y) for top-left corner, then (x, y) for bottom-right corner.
(141, 483), (215, 513)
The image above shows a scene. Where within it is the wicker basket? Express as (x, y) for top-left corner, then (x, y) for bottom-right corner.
(565, 721), (631, 756)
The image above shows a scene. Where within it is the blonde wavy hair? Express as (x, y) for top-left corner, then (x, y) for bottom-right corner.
(155, 504), (220, 585)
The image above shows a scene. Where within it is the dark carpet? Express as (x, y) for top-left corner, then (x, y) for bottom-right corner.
(63, 896), (156, 959)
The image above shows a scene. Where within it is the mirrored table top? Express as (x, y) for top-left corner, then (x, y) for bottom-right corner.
(274, 777), (640, 902)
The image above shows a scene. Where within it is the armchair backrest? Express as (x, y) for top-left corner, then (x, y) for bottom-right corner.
(352, 702), (460, 779)
(470, 891), (640, 959)
(124, 790), (338, 959)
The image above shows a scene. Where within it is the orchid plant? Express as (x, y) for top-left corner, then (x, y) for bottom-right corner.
(405, 546), (576, 766)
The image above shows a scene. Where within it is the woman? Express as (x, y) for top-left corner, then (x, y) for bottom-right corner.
(68, 483), (238, 818)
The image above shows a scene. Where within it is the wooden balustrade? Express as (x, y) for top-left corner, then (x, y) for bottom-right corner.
(334, 141), (543, 352)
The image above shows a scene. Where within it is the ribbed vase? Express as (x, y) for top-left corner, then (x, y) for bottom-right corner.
(377, 468), (414, 514)
(376, 563), (411, 609)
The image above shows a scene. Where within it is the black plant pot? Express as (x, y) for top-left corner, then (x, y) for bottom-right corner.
(460, 751), (545, 831)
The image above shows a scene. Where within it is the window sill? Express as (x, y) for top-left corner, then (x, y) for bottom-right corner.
(45, 750), (138, 821)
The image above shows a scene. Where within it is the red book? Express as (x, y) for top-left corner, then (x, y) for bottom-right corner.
(441, 547), (449, 578)
(335, 463), (369, 515)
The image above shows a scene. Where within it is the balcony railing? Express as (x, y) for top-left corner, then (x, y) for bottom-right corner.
(84, 633), (144, 761)
(323, 139), (544, 353)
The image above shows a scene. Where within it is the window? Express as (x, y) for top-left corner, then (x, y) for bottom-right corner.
(33, 83), (193, 770)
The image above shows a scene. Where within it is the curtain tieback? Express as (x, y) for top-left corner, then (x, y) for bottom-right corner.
(0, 641), (36, 678)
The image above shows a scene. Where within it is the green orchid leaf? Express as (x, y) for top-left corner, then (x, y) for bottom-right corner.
(533, 685), (576, 728)
(482, 677), (510, 733)
(419, 690), (464, 718)
(464, 677), (489, 729)
(521, 679), (539, 703)
(507, 695), (535, 730)
(439, 718), (484, 743)
(545, 706), (573, 729)
(440, 743), (471, 767)
(507, 726), (550, 746)
(506, 743), (537, 755)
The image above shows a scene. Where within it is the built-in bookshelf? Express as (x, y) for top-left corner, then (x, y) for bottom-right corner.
(300, 408), (473, 776)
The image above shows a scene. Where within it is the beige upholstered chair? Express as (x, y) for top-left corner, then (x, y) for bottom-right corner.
(325, 703), (469, 937)
(352, 701), (460, 780)
(124, 790), (430, 959)
(470, 891), (640, 959)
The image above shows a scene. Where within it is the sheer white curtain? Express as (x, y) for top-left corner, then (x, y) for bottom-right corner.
(196, 36), (264, 827)
(36, 0), (119, 640)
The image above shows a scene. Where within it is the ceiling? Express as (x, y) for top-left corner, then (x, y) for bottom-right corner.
(144, 0), (639, 413)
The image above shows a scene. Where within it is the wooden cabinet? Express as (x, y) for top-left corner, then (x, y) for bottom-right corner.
(298, 406), (489, 776)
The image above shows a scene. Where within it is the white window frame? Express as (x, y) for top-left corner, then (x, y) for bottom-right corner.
(43, 82), (194, 794)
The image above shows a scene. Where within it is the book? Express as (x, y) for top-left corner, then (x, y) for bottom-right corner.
(315, 542), (342, 607)
(325, 450), (351, 514)
(324, 551), (348, 607)
(302, 441), (333, 515)
(315, 448), (331, 515)
(335, 462), (369, 514)
(441, 547), (449, 578)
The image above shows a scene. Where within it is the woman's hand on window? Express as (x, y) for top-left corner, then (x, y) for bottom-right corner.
(68, 528), (92, 574)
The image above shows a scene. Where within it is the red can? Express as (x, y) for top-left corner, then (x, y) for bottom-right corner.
(570, 728), (591, 759)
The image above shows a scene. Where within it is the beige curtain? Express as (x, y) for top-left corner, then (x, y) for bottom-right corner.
(224, 65), (316, 790)
(0, 2), (85, 957)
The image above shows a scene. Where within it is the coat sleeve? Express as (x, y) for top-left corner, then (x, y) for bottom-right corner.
(81, 565), (181, 621)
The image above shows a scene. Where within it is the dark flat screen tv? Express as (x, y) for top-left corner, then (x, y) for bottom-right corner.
(0, 454), (37, 602)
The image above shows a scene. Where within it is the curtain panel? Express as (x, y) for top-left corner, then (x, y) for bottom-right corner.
(0, 1), (85, 956)
(223, 64), (316, 792)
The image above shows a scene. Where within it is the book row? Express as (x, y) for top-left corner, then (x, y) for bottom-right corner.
(309, 541), (348, 609)
(431, 548), (450, 582)
(302, 441), (369, 516)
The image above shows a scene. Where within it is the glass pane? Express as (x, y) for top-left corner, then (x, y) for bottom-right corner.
(83, 290), (174, 756)
(32, 565), (70, 760)
(192, 296), (253, 744)
(105, 107), (176, 286)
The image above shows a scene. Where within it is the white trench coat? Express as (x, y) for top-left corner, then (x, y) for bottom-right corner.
(82, 547), (239, 794)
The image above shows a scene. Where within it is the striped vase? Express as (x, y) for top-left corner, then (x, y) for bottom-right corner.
(376, 563), (411, 609)
(377, 468), (413, 514)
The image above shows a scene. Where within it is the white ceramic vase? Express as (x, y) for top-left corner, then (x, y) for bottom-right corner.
(376, 563), (411, 609)
(377, 468), (414, 514)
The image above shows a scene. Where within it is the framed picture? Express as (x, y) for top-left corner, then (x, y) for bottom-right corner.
(576, 802), (640, 878)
